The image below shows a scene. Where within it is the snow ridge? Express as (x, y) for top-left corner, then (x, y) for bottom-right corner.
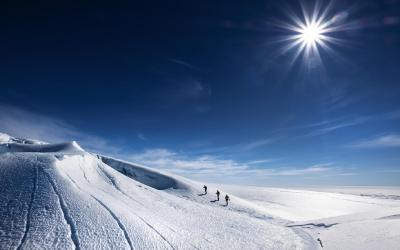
(90, 196), (134, 250)
(44, 169), (81, 250)
(16, 166), (38, 250)
(95, 165), (176, 249)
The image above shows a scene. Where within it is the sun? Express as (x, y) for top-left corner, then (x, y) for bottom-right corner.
(300, 23), (324, 46)
(278, 1), (351, 68)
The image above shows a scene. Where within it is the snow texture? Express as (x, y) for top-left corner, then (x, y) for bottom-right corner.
(1, 132), (399, 249)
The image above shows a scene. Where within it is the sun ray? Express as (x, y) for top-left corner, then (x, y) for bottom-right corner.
(277, 0), (352, 68)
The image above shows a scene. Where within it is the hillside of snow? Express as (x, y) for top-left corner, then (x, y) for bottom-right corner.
(221, 185), (400, 249)
(1, 132), (399, 249)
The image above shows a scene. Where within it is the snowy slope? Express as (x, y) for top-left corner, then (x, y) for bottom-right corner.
(1, 132), (399, 249)
(0, 133), (313, 250)
(222, 185), (400, 250)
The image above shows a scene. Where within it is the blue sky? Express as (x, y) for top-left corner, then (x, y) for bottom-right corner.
(1, 0), (400, 186)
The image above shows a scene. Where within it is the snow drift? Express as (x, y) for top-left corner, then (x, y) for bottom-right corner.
(1, 132), (399, 250)
(0, 133), (310, 249)
(99, 156), (187, 190)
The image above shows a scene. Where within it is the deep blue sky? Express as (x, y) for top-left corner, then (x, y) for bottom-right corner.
(1, 0), (400, 186)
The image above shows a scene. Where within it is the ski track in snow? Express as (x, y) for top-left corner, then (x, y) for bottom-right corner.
(77, 158), (90, 184)
(133, 215), (176, 250)
(61, 172), (134, 250)
(288, 223), (339, 229)
(16, 166), (37, 250)
(96, 164), (146, 207)
(43, 169), (81, 250)
(95, 165), (176, 249)
(90, 196), (134, 250)
(63, 165), (175, 250)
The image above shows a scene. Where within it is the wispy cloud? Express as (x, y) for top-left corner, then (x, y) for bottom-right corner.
(347, 134), (400, 148)
(137, 133), (147, 141)
(247, 159), (277, 165)
(323, 172), (357, 177)
(321, 84), (369, 112)
(128, 148), (339, 178)
(168, 58), (204, 72)
(128, 148), (249, 176)
(192, 138), (276, 155)
(293, 110), (400, 138)
(305, 116), (372, 137)
(165, 77), (211, 101)
(0, 104), (115, 153)
(377, 169), (400, 174)
(239, 139), (274, 151)
(266, 164), (334, 176)
(179, 78), (211, 99)
(383, 110), (400, 120)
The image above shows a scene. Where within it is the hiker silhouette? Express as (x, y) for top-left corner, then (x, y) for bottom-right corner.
(203, 185), (207, 194)
(216, 190), (220, 201)
(225, 194), (230, 206)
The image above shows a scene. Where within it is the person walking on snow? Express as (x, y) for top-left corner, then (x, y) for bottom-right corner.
(216, 190), (220, 201)
(203, 185), (207, 194)
(225, 194), (230, 206)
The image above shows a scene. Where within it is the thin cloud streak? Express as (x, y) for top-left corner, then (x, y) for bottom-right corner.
(128, 148), (341, 178)
(191, 138), (277, 155)
(247, 159), (277, 165)
(304, 116), (372, 137)
(137, 133), (147, 141)
(168, 58), (204, 72)
(272, 110), (400, 139)
(347, 134), (400, 148)
(240, 139), (275, 151)
(265, 165), (334, 176)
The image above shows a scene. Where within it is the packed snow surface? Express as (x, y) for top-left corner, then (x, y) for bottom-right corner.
(221, 185), (400, 249)
(0, 132), (399, 249)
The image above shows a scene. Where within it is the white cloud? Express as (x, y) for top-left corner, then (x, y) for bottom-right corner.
(348, 134), (400, 148)
(128, 148), (337, 178)
(167, 58), (204, 72)
(324, 172), (357, 177)
(302, 110), (400, 138)
(239, 139), (274, 151)
(129, 149), (248, 176)
(383, 110), (400, 120)
(179, 78), (211, 99)
(378, 169), (400, 173)
(266, 164), (334, 176)
(137, 133), (147, 141)
(305, 116), (371, 137)
(193, 138), (276, 155)
(0, 104), (114, 153)
(247, 159), (276, 165)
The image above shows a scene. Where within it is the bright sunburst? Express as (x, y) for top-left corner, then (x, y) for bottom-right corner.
(279, 1), (351, 68)
(299, 23), (324, 46)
